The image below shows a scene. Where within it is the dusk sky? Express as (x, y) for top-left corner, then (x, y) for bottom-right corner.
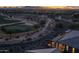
(0, 6), (79, 9)
(42, 6), (79, 9)
(0, 0), (78, 6)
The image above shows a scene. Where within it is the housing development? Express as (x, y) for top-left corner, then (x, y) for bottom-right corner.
(0, 6), (79, 53)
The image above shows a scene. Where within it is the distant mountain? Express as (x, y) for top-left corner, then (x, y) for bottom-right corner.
(0, 6), (79, 13)
(0, 6), (79, 10)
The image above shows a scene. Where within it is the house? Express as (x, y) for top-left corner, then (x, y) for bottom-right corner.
(47, 30), (79, 53)
(58, 30), (79, 53)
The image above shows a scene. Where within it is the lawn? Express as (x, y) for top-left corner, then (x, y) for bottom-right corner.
(1, 24), (35, 33)
(0, 15), (20, 24)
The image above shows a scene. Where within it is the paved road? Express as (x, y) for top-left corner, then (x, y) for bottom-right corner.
(30, 18), (56, 40)
(0, 22), (24, 27)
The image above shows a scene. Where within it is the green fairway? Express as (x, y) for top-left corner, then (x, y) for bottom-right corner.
(0, 15), (20, 24)
(1, 24), (35, 34)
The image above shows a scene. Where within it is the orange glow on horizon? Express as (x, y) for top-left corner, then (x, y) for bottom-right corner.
(41, 6), (78, 9)
(47, 6), (65, 9)
(41, 6), (68, 9)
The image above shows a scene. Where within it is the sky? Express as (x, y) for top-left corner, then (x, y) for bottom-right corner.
(0, 0), (79, 6)
(47, 6), (79, 9)
(0, 0), (79, 9)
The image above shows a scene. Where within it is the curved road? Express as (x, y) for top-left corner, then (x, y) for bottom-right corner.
(0, 14), (56, 44)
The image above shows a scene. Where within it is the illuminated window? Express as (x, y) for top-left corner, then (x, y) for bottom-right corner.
(48, 40), (52, 47)
(52, 41), (55, 47)
(66, 46), (69, 52)
(48, 44), (52, 47)
(59, 44), (65, 52)
(72, 48), (75, 53)
(56, 43), (59, 48)
(48, 40), (52, 44)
